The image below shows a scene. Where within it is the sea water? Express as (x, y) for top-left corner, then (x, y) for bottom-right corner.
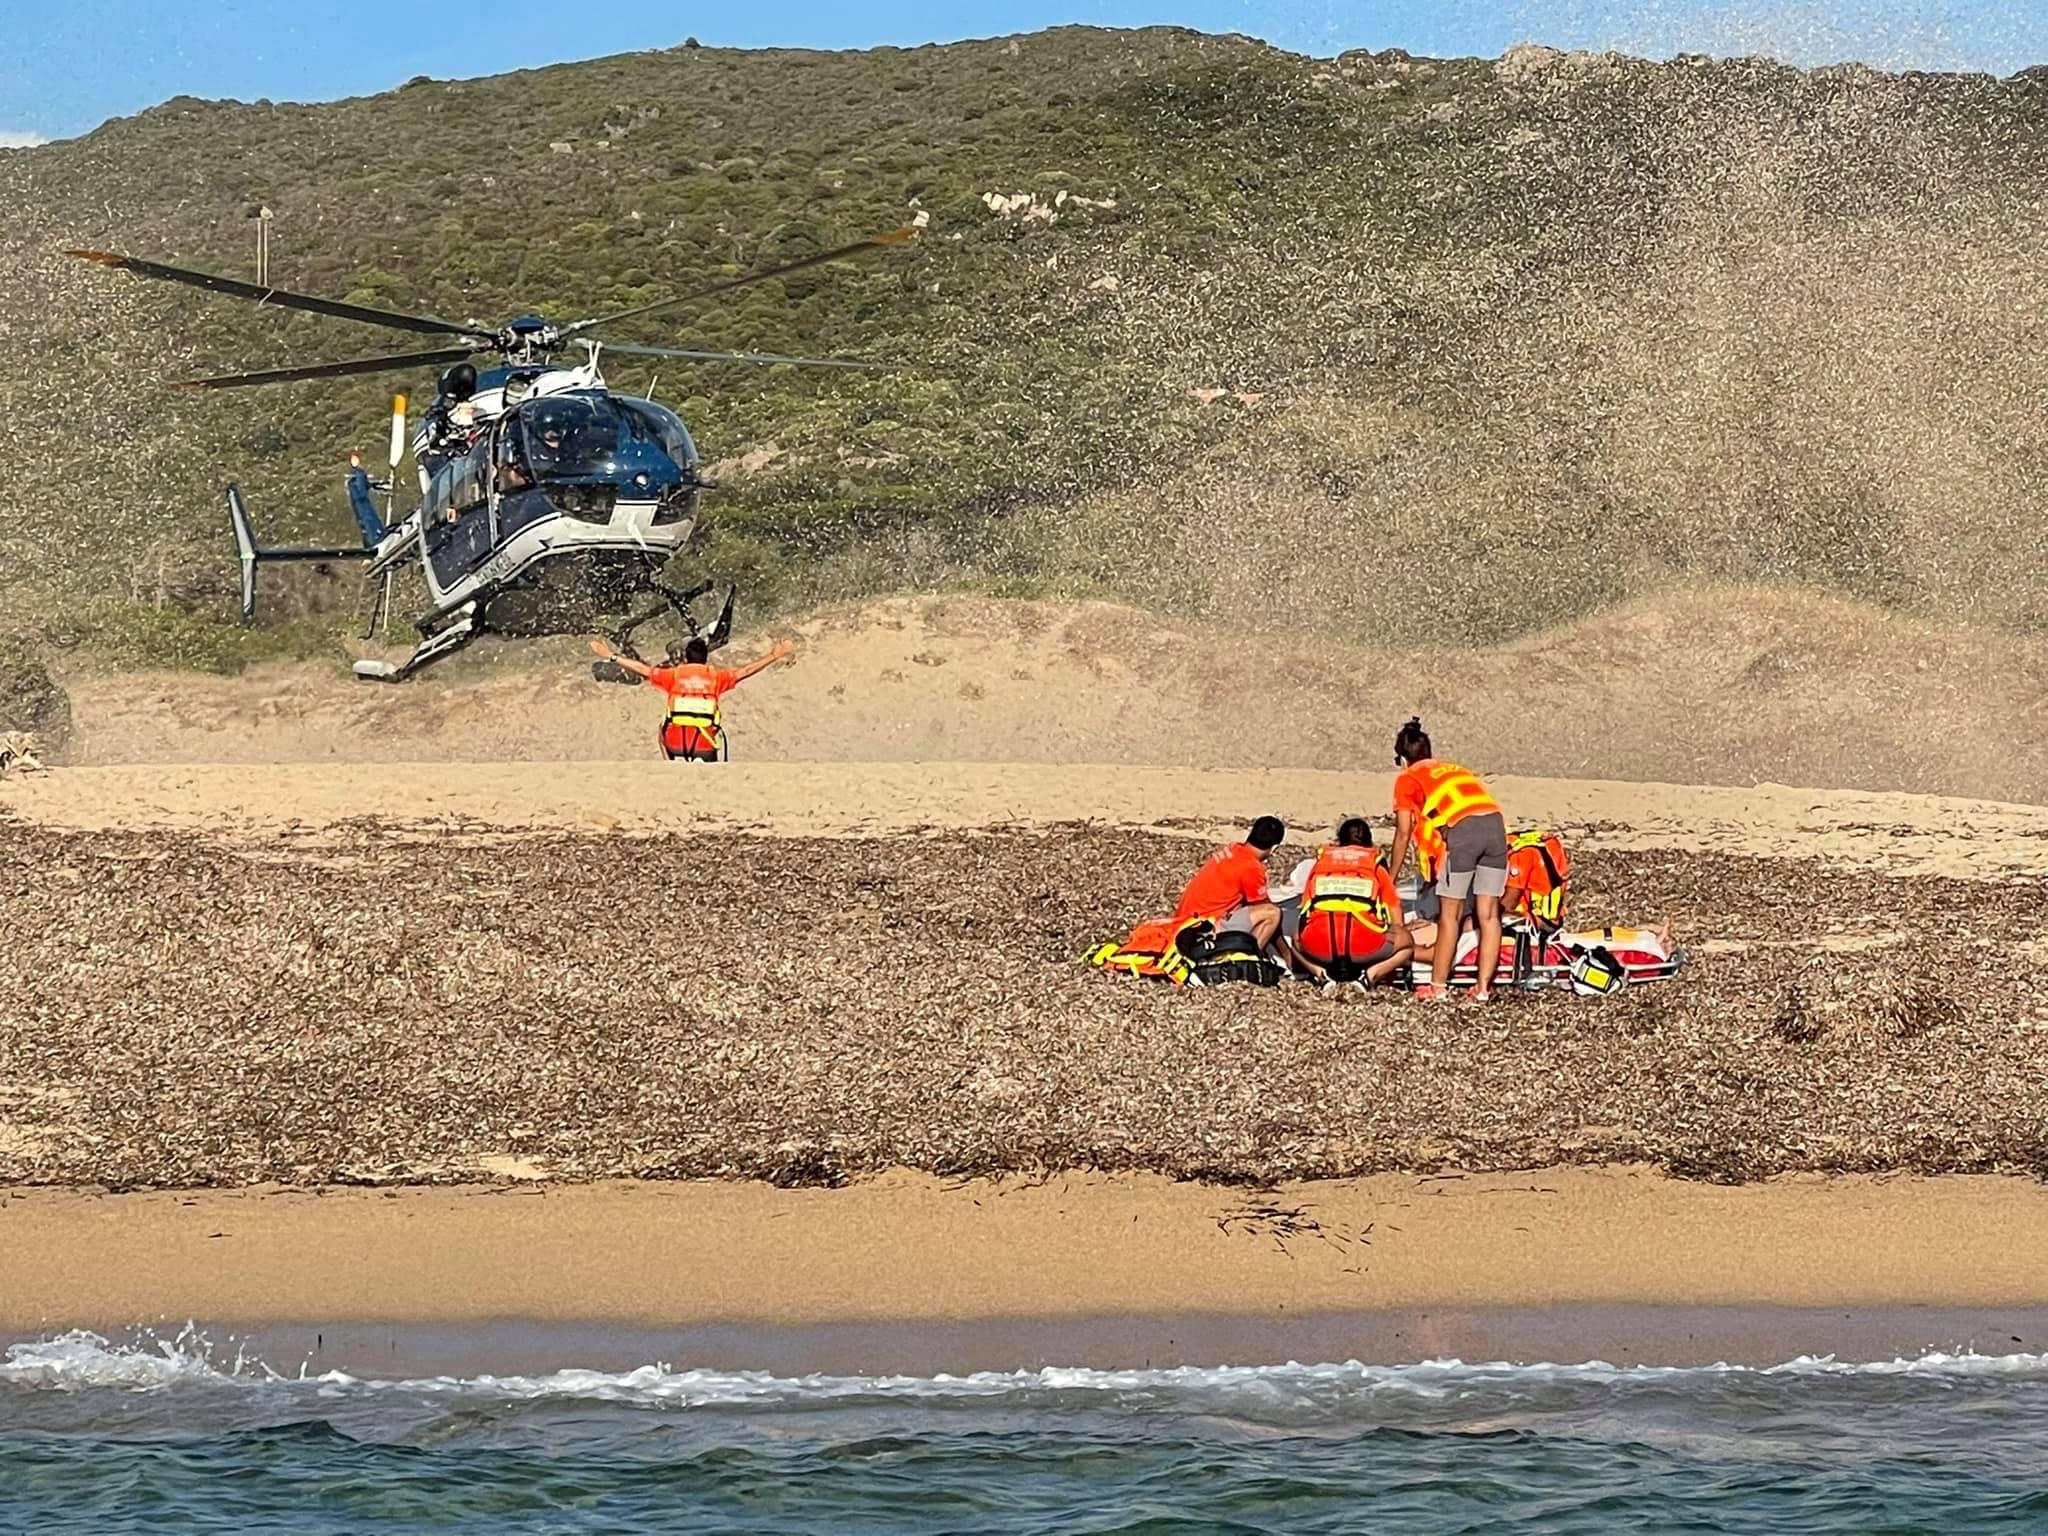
(3, 1332), (2046, 1533)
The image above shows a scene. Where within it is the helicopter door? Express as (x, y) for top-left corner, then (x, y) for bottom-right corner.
(493, 412), (556, 541)
(425, 434), (498, 591)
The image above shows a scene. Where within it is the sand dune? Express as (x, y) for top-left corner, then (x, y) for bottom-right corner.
(47, 589), (2048, 803)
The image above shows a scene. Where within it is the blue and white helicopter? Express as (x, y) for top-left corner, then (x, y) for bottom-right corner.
(69, 231), (911, 681)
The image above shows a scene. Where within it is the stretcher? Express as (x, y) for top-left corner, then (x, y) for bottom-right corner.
(1412, 922), (1685, 995)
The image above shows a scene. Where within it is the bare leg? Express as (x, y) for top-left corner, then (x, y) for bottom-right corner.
(1473, 893), (1503, 995)
(1246, 902), (1281, 950)
(1367, 937), (1417, 986)
(1431, 896), (1466, 994)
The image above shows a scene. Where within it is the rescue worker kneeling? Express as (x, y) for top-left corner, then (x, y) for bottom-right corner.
(1089, 816), (1294, 985)
(1504, 827), (1569, 934)
(1277, 818), (1415, 991)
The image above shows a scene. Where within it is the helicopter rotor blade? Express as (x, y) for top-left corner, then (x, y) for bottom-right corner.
(561, 227), (916, 338)
(597, 341), (891, 370)
(177, 345), (480, 390)
(65, 249), (477, 339)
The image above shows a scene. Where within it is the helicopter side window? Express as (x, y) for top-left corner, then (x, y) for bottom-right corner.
(494, 420), (534, 492)
(427, 437), (500, 587)
(429, 434), (493, 519)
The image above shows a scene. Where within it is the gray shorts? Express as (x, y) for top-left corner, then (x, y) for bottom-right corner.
(1217, 907), (1264, 939)
(1438, 811), (1509, 900)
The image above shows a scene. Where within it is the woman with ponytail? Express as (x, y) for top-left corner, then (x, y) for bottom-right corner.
(1385, 718), (1509, 1001)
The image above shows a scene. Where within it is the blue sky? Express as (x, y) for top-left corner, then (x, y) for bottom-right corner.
(3, 0), (2044, 143)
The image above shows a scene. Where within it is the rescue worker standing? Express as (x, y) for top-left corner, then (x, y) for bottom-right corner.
(590, 636), (794, 761)
(1384, 718), (1509, 1002)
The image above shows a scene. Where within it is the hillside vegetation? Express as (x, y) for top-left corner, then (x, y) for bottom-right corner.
(5, 28), (2048, 665)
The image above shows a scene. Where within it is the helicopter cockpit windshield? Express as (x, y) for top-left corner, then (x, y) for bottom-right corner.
(517, 396), (623, 481)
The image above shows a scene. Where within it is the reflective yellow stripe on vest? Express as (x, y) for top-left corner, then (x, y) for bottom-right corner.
(1306, 874), (1385, 909)
(1420, 769), (1494, 831)
(667, 696), (722, 727)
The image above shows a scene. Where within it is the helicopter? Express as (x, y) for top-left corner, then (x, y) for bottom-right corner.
(68, 229), (913, 681)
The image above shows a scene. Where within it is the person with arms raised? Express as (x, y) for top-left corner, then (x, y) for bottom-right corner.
(590, 635), (794, 761)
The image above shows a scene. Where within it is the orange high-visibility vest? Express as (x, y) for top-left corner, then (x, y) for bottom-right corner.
(1507, 829), (1570, 929)
(1415, 761), (1499, 833)
(1302, 845), (1395, 935)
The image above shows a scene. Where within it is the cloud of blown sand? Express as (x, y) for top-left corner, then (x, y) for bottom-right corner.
(1519, 0), (2048, 74)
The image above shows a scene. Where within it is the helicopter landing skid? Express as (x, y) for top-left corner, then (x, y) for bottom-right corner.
(352, 604), (479, 683)
(594, 582), (737, 679)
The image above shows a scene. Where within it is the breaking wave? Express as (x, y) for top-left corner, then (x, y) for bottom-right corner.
(8, 1327), (2047, 1535)
(7, 1327), (2046, 1404)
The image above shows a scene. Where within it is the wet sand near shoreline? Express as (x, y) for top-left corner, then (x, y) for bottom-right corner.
(25, 1305), (2048, 1379)
(4, 1170), (2048, 1366)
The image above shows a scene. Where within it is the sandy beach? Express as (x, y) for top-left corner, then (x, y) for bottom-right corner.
(5, 604), (2046, 1356)
(6, 1168), (2048, 1367)
(3, 775), (2046, 1191)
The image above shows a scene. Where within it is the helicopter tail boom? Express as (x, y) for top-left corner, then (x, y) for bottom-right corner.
(225, 483), (369, 626)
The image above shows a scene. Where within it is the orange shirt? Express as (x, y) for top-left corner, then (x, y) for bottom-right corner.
(1172, 843), (1271, 923)
(1392, 758), (1500, 831)
(647, 662), (742, 712)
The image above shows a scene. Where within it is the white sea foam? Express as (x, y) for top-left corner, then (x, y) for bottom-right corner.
(5, 1329), (2045, 1402)
(0, 1326), (280, 1391)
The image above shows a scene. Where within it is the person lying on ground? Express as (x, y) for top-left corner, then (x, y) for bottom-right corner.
(1384, 717), (1509, 1003)
(589, 636), (794, 762)
(1272, 816), (1415, 991)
